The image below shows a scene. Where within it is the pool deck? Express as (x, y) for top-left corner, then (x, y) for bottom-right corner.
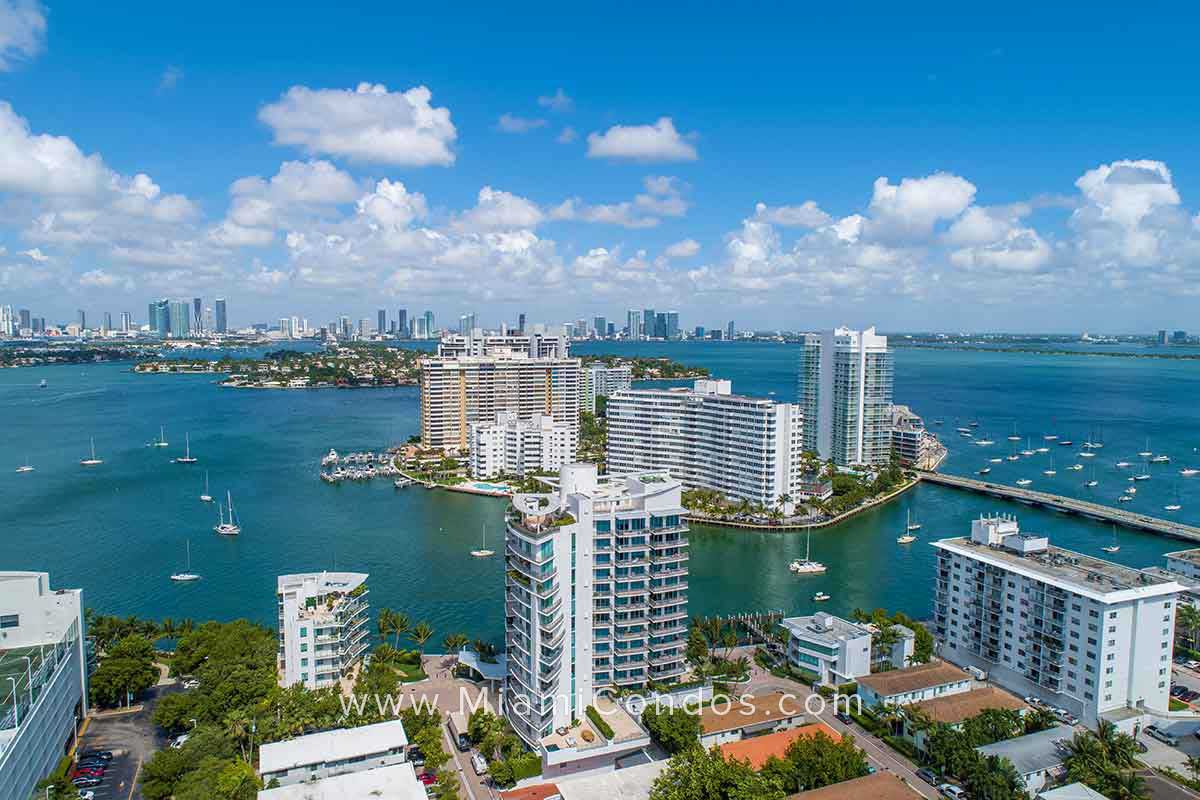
(445, 482), (513, 498)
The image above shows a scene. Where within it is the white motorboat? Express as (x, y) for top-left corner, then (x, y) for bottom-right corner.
(1126, 486), (1136, 494)
(977, 467), (991, 475)
(80, 437), (103, 466)
(321, 449), (340, 466)
(1078, 451), (1096, 458)
(1102, 526), (1119, 554)
(1044, 434), (1058, 441)
(1118, 494), (1133, 503)
(1181, 468), (1199, 477)
(1116, 461), (1132, 468)
(989, 457), (1003, 463)
(1067, 464), (1084, 471)
(976, 438), (995, 446)
(170, 541), (201, 582)
(174, 432), (198, 464)
(812, 592), (831, 602)
(790, 529), (827, 574)
(1016, 479), (1033, 486)
(214, 491), (241, 535)
(200, 471), (213, 503)
(1035, 447), (1049, 453)
(1151, 455), (1171, 464)
(1059, 440), (1073, 447)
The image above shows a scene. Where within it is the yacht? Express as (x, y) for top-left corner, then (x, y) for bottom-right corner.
(1067, 463), (1084, 471)
(1058, 440), (1073, 447)
(174, 432), (198, 464)
(321, 449), (340, 466)
(1085, 467), (1099, 488)
(214, 491), (241, 535)
(1138, 439), (1152, 458)
(977, 467), (992, 475)
(1078, 451), (1096, 459)
(470, 524), (495, 558)
(1151, 455), (1171, 464)
(1126, 486), (1136, 494)
(1116, 461), (1132, 468)
(789, 529), (827, 574)
(976, 437), (995, 446)
(15, 460), (33, 473)
(200, 471), (213, 503)
(1035, 446), (1049, 453)
(80, 437), (103, 466)
(1166, 485), (1183, 512)
(1043, 433), (1058, 441)
(969, 421), (980, 428)
(1016, 478), (1033, 486)
(989, 457), (1003, 463)
(1118, 494), (1134, 503)
(1132, 470), (1151, 481)
(1181, 468), (1200, 477)
(956, 426), (972, 434)
(1007, 452), (1020, 462)
(152, 426), (169, 448)
(812, 592), (831, 602)
(170, 541), (201, 582)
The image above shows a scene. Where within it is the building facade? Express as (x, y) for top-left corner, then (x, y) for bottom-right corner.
(504, 464), (689, 745)
(436, 331), (569, 360)
(468, 412), (572, 479)
(214, 298), (227, 333)
(581, 365), (632, 414)
(276, 572), (370, 690)
(258, 719), (408, 787)
(890, 404), (942, 468)
(420, 353), (581, 454)
(606, 380), (819, 514)
(797, 326), (893, 466)
(0, 572), (89, 800)
(933, 515), (1180, 723)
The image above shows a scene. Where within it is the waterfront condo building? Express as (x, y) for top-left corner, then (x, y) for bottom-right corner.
(797, 326), (893, 466)
(781, 612), (915, 686)
(0, 572), (89, 800)
(277, 572), (370, 690)
(504, 464), (689, 745)
(420, 347), (581, 455)
(933, 515), (1181, 724)
(606, 379), (822, 515)
(581, 364), (633, 413)
(468, 412), (573, 479)
(890, 404), (944, 469)
(436, 330), (570, 360)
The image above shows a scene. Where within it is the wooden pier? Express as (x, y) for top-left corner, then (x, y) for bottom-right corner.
(918, 470), (1200, 543)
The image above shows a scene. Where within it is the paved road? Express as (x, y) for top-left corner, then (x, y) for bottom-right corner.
(1138, 768), (1200, 800)
(413, 655), (498, 800)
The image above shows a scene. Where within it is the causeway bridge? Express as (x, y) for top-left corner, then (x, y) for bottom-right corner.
(917, 470), (1200, 543)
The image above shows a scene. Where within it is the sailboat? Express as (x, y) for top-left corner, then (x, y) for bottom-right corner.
(1102, 526), (1120, 554)
(153, 426), (169, 447)
(80, 437), (103, 466)
(906, 509), (921, 531)
(1007, 423), (1021, 442)
(1138, 438), (1152, 458)
(174, 432), (198, 464)
(1166, 485), (1183, 513)
(15, 455), (33, 473)
(170, 541), (201, 582)
(1043, 456), (1057, 476)
(789, 529), (827, 574)
(214, 491), (241, 535)
(1021, 437), (1035, 457)
(897, 511), (919, 544)
(471, 524), (495, 557)
(1131, 461), (1151, 481)
(1085, 467), (1099, 488)
(200, 471), (213, 503)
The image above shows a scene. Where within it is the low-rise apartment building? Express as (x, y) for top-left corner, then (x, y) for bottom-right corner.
(856, 661), (973, 708)
(469, 412), (573, 479)
(257, 719), (408, 787)
(781, 613), (914, 686)
(277, 572), (370, 689)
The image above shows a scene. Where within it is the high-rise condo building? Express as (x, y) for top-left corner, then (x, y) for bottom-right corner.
(120, 311), (132, 333)
(420, 347), (581, 453)
(580, 364), (632, 414)
(76, 310), (86, 331)
(377, 309), (387, 335)
(665, 311), (679, 340)
(18, 308), (31, 332)
(437, 331), (569, 360)
(933, 515), (1180, 724)
(726, 320), (735, 340)
(459, 313), (477, 334)
(279, 318), (292, 338)
(277, 572), (370, 690)
(397, 309), (408, 337)
(468, 412), (572, 479)
(102, 312), (112, 334)
(607, 379), (823, 515)
(214, 298), (227, 333)
(192, 297), (202, 332)
(641, 307), (655, 339)
(797, 326), (893, 466)
(0, 572), (89, 800)
(592, 317), (607, 339)
(518, 312), (526, 333)
(626, 309), (642, 339)
(423, 310), (435, 338)
(504, 464), (689, 744)
(0, 304), (14, 336)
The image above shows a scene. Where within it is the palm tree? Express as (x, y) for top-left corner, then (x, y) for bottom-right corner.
(1177, 603), (1200, 650)
(377, 608), (395, 645)
(1107, 770), (1149, 800)
(1186, 755), (1200, 782)
(411, 621), (434, 652)
(443, 633), (469, 654)
(391, 612), (411, 649)
(721, 628), (738, 661)
(224, 708), (253, 763)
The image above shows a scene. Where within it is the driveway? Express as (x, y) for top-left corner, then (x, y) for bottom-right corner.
(79, 683), (180, 800)
(412, 655), (499, 800)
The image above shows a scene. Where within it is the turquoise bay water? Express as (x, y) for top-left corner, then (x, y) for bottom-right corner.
(1, 341), (1198, 645)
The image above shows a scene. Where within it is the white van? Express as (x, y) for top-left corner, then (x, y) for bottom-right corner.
(471, 753), (488, 775)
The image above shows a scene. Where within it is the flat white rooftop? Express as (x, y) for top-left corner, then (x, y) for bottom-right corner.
(256, 762), (425, 800)
(276, 571), (368, 594)
(258, 720), (408, 774)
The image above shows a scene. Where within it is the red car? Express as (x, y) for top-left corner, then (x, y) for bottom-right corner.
(72, 767), (104, 778)
(417, 772), (437, 786)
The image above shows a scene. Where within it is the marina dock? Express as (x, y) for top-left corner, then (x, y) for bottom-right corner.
(918, 470), (1200, 542)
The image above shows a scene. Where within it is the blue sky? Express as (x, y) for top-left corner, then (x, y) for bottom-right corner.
(2, 1), (1199, 332)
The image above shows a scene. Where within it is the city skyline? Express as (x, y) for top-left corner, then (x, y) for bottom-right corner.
(2, 5), (1200, 331)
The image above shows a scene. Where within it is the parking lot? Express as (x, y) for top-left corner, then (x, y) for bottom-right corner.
(74, 683), (179, 799)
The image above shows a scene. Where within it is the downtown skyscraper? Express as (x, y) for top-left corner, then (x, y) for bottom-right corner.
(214, 298), (227, 333)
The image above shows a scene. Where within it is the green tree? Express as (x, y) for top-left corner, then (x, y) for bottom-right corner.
(685, 625), (708, 666)
(443, 632), (469, 653)
(649, 746), (786, 800)
(89, 634), (158, 707)
(759, 730), (869, 793)
(411, 621), (434, 651)
(641, 704), (701, 755)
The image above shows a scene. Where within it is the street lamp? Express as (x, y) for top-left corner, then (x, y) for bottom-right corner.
(20, 655), (33, 705)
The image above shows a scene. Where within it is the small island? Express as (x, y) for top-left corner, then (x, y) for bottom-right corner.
(580, 353), (709, 379)
(135, 344), (425, 388)
(1, 344), (154, 368)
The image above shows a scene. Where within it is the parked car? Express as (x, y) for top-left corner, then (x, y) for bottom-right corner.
(456, 732), (470, 752)
(938, 784), (968, 799)
(1022, 695), (1042, 707)
(182, 679), (200, 690)
(471, 753), (488, 775)
(408, 746), (425, 767)
(170, 733), (190, 749)
(417, 772), (437, 786)
(1186, 660), (1200, 670)
(71, 777), (102, 788)
(1171, 685), (1185, 697)
(77, 791), (95, 800)
(1145, 725), (1179, 746)
(916, 768), (940, 786)
(72, 768), (104, 778)
(834, 711), (853, 725)
(1174, 656), (1188, 665)
(79, 750), (113, 761)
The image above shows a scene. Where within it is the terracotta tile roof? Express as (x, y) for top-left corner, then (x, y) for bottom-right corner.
(699, 691), (808, 735)
(719, 722), (841, 770)
(909, 686), (1028, 724)
(856, 661), (970, 698)
(499, 784), (561, 800)
(786, 772), (925, 799)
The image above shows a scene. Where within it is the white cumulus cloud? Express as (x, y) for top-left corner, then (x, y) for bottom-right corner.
(586, 118), (698, 162)
(753, 200), (833, 228)
(258, 83), (457, 166)
(537, 88), (573, 112)
(663, 239), (700, 259)
(0, 0), (45, 71)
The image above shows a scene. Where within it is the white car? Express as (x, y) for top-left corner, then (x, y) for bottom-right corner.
(471, 753), (488, 775)
(938, 784), (967, 800)
(1187, 660), (1200, 670)
(170, 733), (190, 749)
(182, 679), (200, 690)
(78, 792), (95, 800)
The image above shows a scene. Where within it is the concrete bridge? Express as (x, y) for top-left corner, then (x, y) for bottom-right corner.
(918, 470), (1200, 543)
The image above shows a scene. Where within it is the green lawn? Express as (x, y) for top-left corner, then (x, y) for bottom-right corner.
(1170, 698), (1189, 711)
(395, 663), (427, 683)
